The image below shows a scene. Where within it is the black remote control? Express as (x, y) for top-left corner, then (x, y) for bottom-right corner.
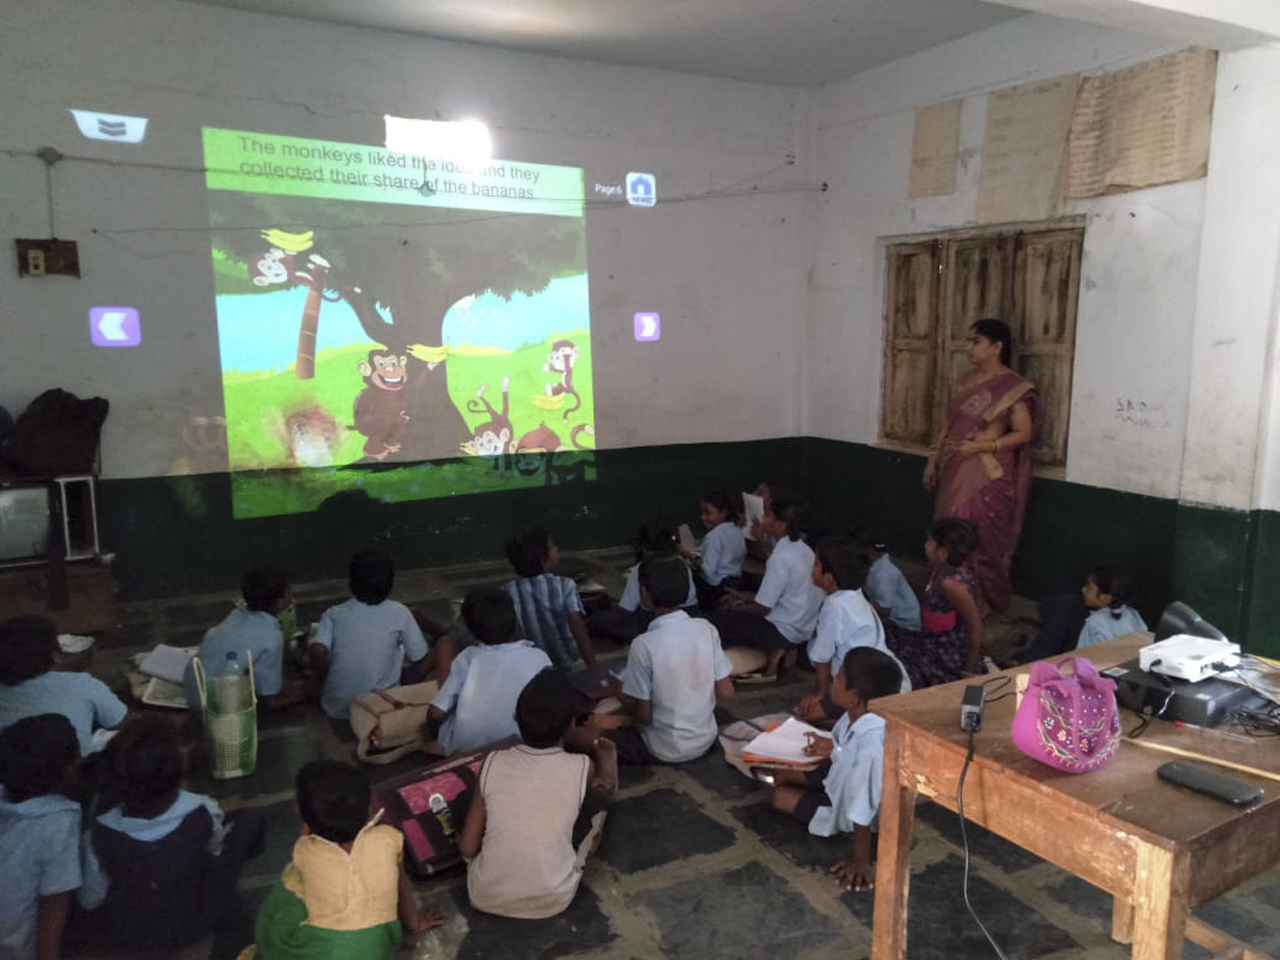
(1157, 761), (1264, 806)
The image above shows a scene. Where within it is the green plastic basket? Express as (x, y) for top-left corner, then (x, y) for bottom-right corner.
(193, 653), (258, 780)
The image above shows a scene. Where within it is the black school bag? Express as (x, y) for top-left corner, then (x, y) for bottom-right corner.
(371, 738), (516, 877)
(5, 388), (109, 476)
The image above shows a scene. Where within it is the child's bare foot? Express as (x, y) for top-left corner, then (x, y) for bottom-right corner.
(831, 858), (874, 892)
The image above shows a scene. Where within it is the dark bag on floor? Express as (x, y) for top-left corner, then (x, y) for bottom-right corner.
(371, 738), (516, 877)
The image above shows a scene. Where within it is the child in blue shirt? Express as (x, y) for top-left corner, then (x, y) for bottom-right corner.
(0, 714), (82, 960)
(0, 616), (127, 756)
(850, 528), (922, 633)
(608, 557), (734, 764)
(798, 540), (910, 725)
(1076, 566), (1147, 648)
(694, 491), (747, 592)
(711, 492), (825, 679)
(771, 647), (903, 892)
(1012, 565), (1146, 663)
(310, 550), (452, 720)
(504, 527), (594, 669)
(429, 586), (552, 755)
(589, 519), (697, 645)
(182, 566), (304, 712)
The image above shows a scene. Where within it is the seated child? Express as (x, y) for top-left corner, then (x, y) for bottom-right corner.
(607, 557), (735, 764)
(0, 615), (127, 755)
(460, 669), (617, 919)
(1077, 566), (1146, 648)
(850, 527), (922, 634)
(429, 586), (552, 755)
(182, 565), (303, 712)
(694, 491), (747, 593)
(0, 714), (82, 960)
(588, 518), (697, 644)
(1011, 565), (1146, 664)
(78, 717), (265, 951)
(250, 760), (441, 959)
(771, 647), (903, 892)
(310, 550), (447, 720)
(710, 492), (826, 678)
(888, 518), (984, 688)
(503, 526), (594, 669)
(798, 540), (910, 725)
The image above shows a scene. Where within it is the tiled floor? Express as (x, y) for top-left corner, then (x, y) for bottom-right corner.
(79, 549), (1280, 960)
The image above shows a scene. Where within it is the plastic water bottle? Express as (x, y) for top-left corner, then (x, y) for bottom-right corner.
(217, 650), (245, 711)
(429, 793), (455, 838)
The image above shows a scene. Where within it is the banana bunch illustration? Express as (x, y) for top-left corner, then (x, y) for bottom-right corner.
(260, 228), (315, 255)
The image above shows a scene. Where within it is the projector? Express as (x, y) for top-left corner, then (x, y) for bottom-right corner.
(1138, 634), (1241, 683)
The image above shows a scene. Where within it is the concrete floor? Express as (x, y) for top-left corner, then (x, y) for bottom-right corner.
(80, 548), (1280, 960)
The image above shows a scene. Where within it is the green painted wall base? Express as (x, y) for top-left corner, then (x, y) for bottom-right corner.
(96, 438), (1280, 656)
(98, 439), (805, 601)
(800, 439), (1280, 656)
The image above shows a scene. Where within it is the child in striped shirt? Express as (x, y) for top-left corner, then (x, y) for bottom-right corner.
(503, 527), (594, 669)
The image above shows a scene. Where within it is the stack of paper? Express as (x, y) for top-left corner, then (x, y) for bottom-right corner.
(141, 677), (190, 709)
(741, 717), (832, 765)
(138, 644), (196, 684)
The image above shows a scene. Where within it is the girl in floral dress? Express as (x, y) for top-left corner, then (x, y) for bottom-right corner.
(890, 518), (985, 688)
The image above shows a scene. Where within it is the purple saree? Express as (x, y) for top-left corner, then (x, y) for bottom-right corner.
(934, 370), (1037, 613)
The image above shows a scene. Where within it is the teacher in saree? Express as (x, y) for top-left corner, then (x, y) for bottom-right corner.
(922, 318), (1037, 614)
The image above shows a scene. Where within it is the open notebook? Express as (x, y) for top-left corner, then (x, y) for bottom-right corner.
(741, 717), (832, 765)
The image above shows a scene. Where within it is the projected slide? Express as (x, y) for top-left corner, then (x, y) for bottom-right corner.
(202, 128), (594, 519)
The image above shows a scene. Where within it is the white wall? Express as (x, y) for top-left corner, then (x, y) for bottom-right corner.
(1180, 43), (1280, 511)
(804, 15), (1207, 501)
(0, 0), (810, 479)
(7, 2), (1278, 516)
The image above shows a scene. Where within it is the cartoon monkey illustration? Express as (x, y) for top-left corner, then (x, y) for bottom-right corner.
(514, 421), (560, 454)
(512, 422), (595, 484)
(352, 349), (410, 460)
(250, 247), (294, 286)
(513, 421), (594, 453)
(248, 229), (317, 287)
(462, 377), (514, 457)
(542, 339), (581, 420)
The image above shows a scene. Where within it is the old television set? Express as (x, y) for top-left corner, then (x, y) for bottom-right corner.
(0, 483), (52, 567)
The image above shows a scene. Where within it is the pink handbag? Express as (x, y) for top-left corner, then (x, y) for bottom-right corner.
(1011, 657), (1121, 773)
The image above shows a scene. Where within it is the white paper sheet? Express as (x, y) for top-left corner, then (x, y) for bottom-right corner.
(742, 717), (832, 764)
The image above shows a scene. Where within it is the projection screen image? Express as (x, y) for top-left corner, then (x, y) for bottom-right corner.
(202, 127), (594, 519)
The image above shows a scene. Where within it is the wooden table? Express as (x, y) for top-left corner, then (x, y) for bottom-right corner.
(871, 634), (1280, 960)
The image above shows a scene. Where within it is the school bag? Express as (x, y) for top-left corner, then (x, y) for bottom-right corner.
(4, 388), (108, 476)
(371, 737), (517, 876)
(349, 681), (439, 764)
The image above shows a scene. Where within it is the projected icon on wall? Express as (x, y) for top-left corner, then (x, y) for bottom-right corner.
(626, 172), (657, 207)
(634, 312), (661, 342)
(70, 109), (149, 144)
(89, 307), (141, 347)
